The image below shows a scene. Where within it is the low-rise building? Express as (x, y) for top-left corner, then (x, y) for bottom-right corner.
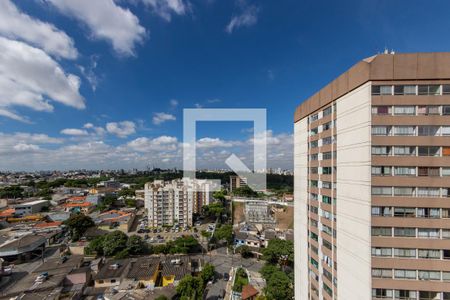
(14, 200), (49, 216)
(160, 255), (191, 287)
(94, 259), (131, 288)
(96, 210), (135, 233)
(126, 257), (160, 289)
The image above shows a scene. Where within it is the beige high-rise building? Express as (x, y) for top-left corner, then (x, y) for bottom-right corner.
(294, 52), (450, 300)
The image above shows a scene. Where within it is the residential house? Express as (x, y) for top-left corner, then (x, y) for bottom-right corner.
(160, 255), (191, 287)
(94, 259), (131, 288)
(126, 257), (160, 289)
(96, 210), (135, 233)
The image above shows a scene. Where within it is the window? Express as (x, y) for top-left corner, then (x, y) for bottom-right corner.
(323, 106), (332, 116)
(443, 106), (450, 115)
(418, 126), (439, 136)
(394, 146), (415, 156)
(443, 168), (450, 176)
(310, 231), (318, 241)
(394, 227), (416, 237)
(394, 106), (416, 115)
(393, 207), (415, 218)
(322, 239), (332, 250)
(443, 272), (450, 281)
(372, 106), (392, 115)
(310, 113), (319, 122)
(310, 153), (318, 161)
(393, 126), (415, 136)
(322, 136), (333, 145)
(418, 85), (441, 95)
(443, 230), (450, 239)
(310, 127), (318, 136)
(442, 208), (450, 218)
(323, 121), (332, 131)
(323, 283), (333, 297)
(417, 187), (440, 197)
(418, 228), (440, 238)
(310, 257), (318, 268)
(310, 193), (318, 201)
(372, 268), (393, 278)
(372, 206), (392, 216)
(394, 269), (416, 279)
(417, 208), (440, 218)
(418, 105), (440, 115)
(445, 250), (450, 259)
(372, 186), (392, 196)
(418, 270), (440, 281)
(372, 247), (392, 257)
(372, 126), (390, 136)
(419, 291), (440, 300)
(322, 167), (332, 174)
(394, 187), (414, 196)
(443, 147), (450, 156)
(395, 290), (417, 300)
(322, 181), (332, 189)
(418, 146), (440, 156)
(418, 167), (440, 176)
(444, 84), (450, 95)
(372, 85), (393, 96)
(322, 196), (332, 204)
(418, 249), (440, 259)
(394, 167), (416, 176)
(310, 180), (318, 187)
(322, 151), (332, 160)
(372, 166), (392, 176)
(372, 227), (392, 236)
(442, 126), (450, 136)
(394, 85), (416, 95)
(372, 289), (393, 299)
(309, 167), (318, 174)
(394, 248), (416, 258)
(372, 146), (390, 156)
(310, 140), (318, 148)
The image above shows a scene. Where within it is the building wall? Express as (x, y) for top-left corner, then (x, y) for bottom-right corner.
(335, 82), (372, 300)
(294, 117), (309, 299)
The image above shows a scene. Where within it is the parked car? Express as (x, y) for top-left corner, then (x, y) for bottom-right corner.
(35, 272), (49, 283)
(223, 273), (229, 281)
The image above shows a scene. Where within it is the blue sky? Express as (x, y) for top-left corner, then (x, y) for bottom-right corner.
(1, 0), (450, 171)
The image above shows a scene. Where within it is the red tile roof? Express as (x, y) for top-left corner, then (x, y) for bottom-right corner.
(63, 202), (92, 208)
(241, 284), (259, 300)
(0, 208), (15, 218)
(34, 221), (62, 228)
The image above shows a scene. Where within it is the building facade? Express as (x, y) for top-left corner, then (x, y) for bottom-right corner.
(230, 175), (248, 192)
(294, 52), (450, 300)
(144, 179), (213, 228)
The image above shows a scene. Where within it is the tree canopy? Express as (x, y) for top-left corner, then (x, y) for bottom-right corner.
(64, 214), (95, 241)
(262, 238), (294, 266)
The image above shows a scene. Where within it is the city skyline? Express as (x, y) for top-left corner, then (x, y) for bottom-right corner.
(3, 1), (450, 170)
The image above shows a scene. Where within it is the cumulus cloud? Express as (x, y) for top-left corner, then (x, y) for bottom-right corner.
(0, 0), (77, 59)
(196, 137), (234, 148)
(106, 121), (136, 138)
(152, 112), (176, 125)
(226, 2), (259, 34)
(13, 143), (40, 152)
(127, 135), (178, 152)
(0, 37), (85, 122)
(46, 0), (146, 56)
(170, 99), (178, 108)
(140, 0), (190, 21)
(60, 128), (89, 136)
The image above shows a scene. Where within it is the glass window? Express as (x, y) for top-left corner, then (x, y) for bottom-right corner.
(443, 106), (450, 115)
(418, 249), (440, 259)
(443, 230), (450, 239)
(417, 187), (440, 197)
(372, 146), (390, 156)
(380, 85), (393, 95)
(418, 85), (441, 95)
(372, 247), (392, 257)
(395, 290), (417, 300)
(372, 206), (392, 216)
(393, 126), (415, 136)
(323, 121), (332, 131)
(372, 289), (393, 298)
(442, 126), (450, 136)
(394, 269), (416, 279)
(443, 272), (450, 281)
(309, 167), (318, 174)
(372, 85), (381, 95)
(322, 151), (332, 160)
(418, 270), (440, 280)
(418, 167), (439, 176)
(394, 106), (416, 115)
(418, 105), (441, 115)
(444, 84), (450, 95)
(394, 167), (416, 176)
(394, 248), (416, 258)
(372, 186), (392, 196)
(418, 146), (440, 156)
(418, 228), (440, 238)
(372, 227), (392, 236)
(323, 106), (332, 116)
(393, 207), (415, 218)
(310, 140), (318, 148)
(417, 208), (440, 218)
(372, 126), (390, 136)
(372, 166), (391, 176)
(394, 227), (416, 237)
(394, 187), (414, 196)
(418, 126), (439, 136)
(372, 106), (391, 115)
(372, 268), (393, 278)
(394, 85), (416, 95)
(394, 146), (415, 156)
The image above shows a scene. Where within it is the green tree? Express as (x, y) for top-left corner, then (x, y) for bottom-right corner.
(202, 202), (226, 218)
(0, 186), (24, 199)
(155, 296), (168, 300)
(102, 231), (128, 256)
(85, 236), (105, 255)
(259, 264), (280, 280)
(232, 186), (258, 197)
(119, 188), (135, 198)
(200, 263), (215, 284)
(264, 270), (293, 300)
(64, 214), (95, 241)
(126, 235), (147, 255)
(262, 238), (294, 266)
(214, 224), (233, 244)
(236, 245), (252, 258)
(176, 275), (204, 300)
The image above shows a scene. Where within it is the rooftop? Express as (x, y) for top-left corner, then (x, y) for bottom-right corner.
(160, 255), (191, 280)
(95, 259), (131, 280)
(126, 257), (160, 280)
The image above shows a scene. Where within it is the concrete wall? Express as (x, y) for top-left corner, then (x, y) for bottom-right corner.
(335, 82), (372, 299)
(294, 118), (309, 299)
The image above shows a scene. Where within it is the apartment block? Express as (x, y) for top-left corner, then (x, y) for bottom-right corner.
(294, 52), (450, 300)
(144, 178), (213, 227)
(230, 175), (248, 192)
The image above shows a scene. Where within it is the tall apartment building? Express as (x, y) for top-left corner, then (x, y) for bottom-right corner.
(144, 178), (213, 227)
(294, 52), (450, 300)
(229, 175), (248, 192)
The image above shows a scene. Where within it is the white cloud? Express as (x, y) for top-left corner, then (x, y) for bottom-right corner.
(83, 123), (94, 129)
(0, 37), (85, 122)
(13, 143), (40, 152)
(127, 135), (178, 152)
(47, 0), (146, 56)
(197, 137), (233, 148)
(106, 121), (136, 138)
(226, 3), (259, 34)
(61, 128), (89, 136)
(152, 112), (176, 125)
(170, 99), (178, 108)
(0, 0), (77, 59)
(141, 0), (190, 21)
